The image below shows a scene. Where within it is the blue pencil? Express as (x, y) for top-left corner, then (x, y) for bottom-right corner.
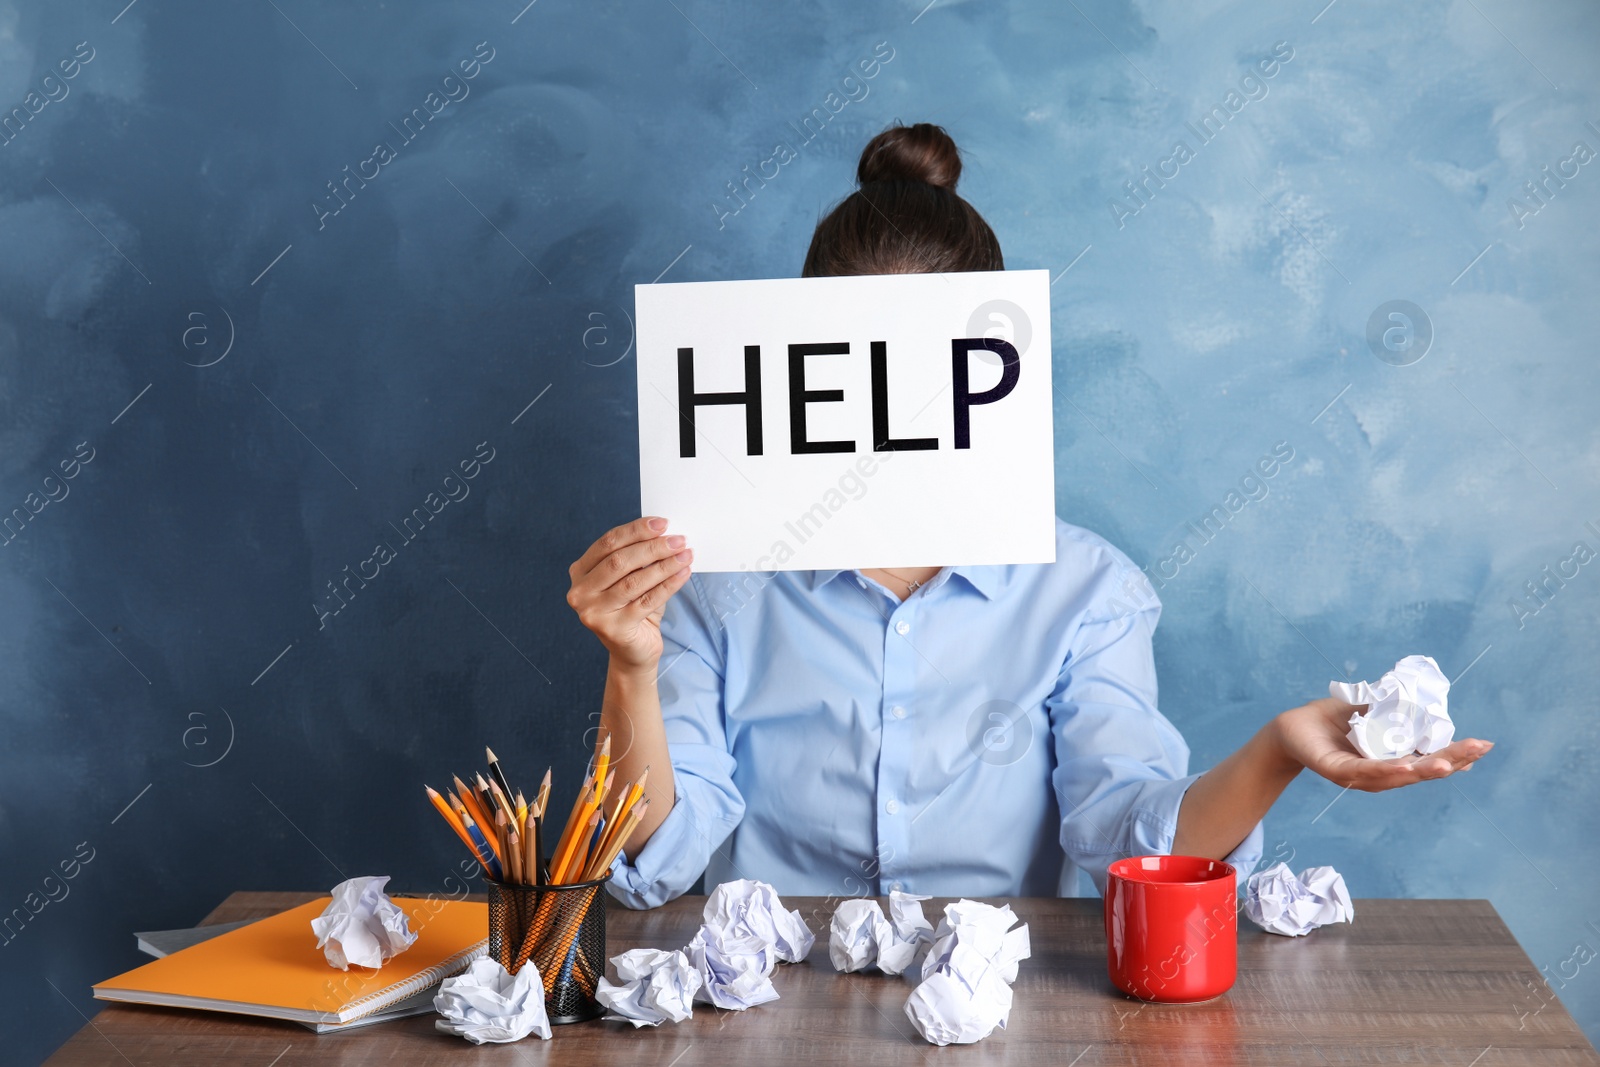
(461, 811), (503, 880)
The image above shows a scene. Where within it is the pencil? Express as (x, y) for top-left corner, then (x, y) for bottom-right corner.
(488, 778), (517, 825)
(598, 785), (631, 856)
(458, 808), (502, 879)
(454, 775), (495, 837)
(534, 768), (551, 818)
(426, 785), (470, 840)
(532, 812), (544, 884)
(475, 773), (501, 824)
(553, 809), (598, 883)
(583, 799), (649, 881)
(485, 745), (516, 808)
(507, 829), (524, 888)
(574, 769), (618, 877)
(449, 790), (502, 863)
(551, 803), (598, 884)
(427, 786), (487, 869)
(592, 734), (611, 807)
(591, 768), (648, 870)
(547, 772), (595, 880)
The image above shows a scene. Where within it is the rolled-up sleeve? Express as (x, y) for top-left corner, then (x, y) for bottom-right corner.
(606, 575), (746, 910)
(1049, 571), (1263, 897)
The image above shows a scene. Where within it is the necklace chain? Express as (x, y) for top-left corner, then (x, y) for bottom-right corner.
(877, 567), (927, 592)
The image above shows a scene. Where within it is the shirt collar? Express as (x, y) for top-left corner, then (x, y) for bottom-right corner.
(802, 565), (1008, 600)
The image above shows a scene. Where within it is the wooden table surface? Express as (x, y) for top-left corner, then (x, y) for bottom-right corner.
(47, 891), (1600, 1066)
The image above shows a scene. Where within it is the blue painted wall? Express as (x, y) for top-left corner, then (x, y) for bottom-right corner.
(1, 0), (1595, 1059)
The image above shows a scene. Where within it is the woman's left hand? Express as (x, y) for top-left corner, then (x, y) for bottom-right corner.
(1274, 697), (1494, 791)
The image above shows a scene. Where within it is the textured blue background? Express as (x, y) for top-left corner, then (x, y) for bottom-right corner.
(1, 0), (1595, 1060)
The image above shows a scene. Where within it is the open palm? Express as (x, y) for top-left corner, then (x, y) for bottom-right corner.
(1278, 697), (1493, 791)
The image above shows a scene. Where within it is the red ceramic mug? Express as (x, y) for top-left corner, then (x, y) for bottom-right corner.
(1104, 854), (1238, 1003)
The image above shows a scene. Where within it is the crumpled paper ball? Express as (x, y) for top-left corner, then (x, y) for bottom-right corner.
(686, 921), (780, 1010)
(1334, 654), (1454, 759)
(703, 878), (816, 963)
(903, 899), (1031, 1046)
(829, 890), (934, 975)
(830, 899), (886, 973)
(1244, 862), (1355, 936)
(309, 875), (417, 970)
(919, 899), (1031, 985)
(905, 956), (1015, 1046)
(595, 947), (702, 1027)
(433, 957), (552, 1043)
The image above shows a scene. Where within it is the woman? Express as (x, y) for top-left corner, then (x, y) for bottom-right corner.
(568, 124), (1492, 909)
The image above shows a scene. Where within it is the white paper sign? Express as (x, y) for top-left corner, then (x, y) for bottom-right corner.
(635, 270), (1055, 573)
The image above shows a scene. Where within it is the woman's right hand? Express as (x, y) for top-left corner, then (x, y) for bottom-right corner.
(566, 516), (693, 670)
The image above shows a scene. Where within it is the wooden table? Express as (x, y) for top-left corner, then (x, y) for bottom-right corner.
(47, 892), (1600, 1065)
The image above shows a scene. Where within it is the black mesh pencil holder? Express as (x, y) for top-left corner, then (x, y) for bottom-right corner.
(485, 873), (610, 1025)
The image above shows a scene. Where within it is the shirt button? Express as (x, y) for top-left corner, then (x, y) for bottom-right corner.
(895, 621), (910, 636)
(890, 881), (904, 892)
(886, 799), (900, 815)
(892, 705), (907, 719)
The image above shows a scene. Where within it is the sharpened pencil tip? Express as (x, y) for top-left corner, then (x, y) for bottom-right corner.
(485, 745), (497, 763)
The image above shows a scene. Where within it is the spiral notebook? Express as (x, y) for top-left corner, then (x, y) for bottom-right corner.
(95, 897), (488, 1027)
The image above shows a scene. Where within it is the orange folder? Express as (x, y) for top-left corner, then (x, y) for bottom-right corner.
(94, 896), (488, 1027)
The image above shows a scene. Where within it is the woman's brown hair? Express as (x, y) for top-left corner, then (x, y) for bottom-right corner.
(801, 123), (1004, 277)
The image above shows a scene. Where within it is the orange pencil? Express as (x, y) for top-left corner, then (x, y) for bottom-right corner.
(454, 775), (495, 835)
(426, 786), (480, 858)
(449, 790), (502, 863)
(584, 769), (618, 870)
(559, 769), (613, 882)
(476, 774), (504, 822)
(550, 799), (597, 884)
(554, 809), (601, 883)
(453, 802), (503, 877)
(547, 773), (595, 875)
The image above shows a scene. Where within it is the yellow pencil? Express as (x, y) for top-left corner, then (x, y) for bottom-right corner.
(592, 734), (611, 807)
(583, 800), (649, 881)
(592, 767), (648, 868)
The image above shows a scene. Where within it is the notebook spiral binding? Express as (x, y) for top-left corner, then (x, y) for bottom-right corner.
(337, 939), (488, 1022)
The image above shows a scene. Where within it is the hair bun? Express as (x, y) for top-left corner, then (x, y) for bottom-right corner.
(857, 123), (962, 191)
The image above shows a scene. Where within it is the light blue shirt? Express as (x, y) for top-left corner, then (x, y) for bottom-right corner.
(607, 518), (1263, 909)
